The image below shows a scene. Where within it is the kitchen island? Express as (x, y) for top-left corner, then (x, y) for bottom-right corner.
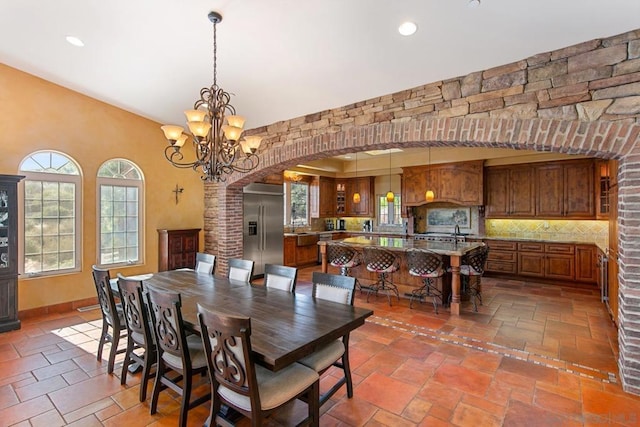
(319, 236), (485, 315)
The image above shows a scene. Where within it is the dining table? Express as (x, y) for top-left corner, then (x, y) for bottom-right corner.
(117, 269), (374, 372)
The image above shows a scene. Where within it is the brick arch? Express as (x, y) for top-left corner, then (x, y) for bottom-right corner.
(228, 117), (639, 187)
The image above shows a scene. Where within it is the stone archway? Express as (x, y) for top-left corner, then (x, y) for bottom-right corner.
(206, 26), (640, 393)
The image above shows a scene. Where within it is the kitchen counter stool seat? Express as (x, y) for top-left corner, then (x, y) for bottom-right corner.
(363, 247), (400, 306)
(459, 245), (489, 312)
(327, 243), (362, 292)
(406, 249), (445, 313)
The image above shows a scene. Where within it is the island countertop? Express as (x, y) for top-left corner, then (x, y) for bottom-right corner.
(325, 236), (484, 256)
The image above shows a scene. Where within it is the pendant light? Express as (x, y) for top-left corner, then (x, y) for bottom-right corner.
(353, 152), (361, 203)
(425, 146), (435, 202)
(386, 150), (395, 203)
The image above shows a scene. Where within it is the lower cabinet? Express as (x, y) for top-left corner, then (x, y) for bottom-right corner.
(575, 244), (597, 283)
(486, 239), (594, 284)
(486, 240), (518, 274)
(283, 236), (297, 267)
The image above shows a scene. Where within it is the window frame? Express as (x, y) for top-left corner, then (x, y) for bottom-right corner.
(19, 151), (82, 277)
(377, 194), (402, 227)
(96, 159), (144, 268)
(284, 180), (310, 227)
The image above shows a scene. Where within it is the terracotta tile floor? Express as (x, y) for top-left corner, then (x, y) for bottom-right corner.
(2, 266), (640, 426)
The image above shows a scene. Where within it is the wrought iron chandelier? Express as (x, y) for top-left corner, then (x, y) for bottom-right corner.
(160, 11), (262, 182)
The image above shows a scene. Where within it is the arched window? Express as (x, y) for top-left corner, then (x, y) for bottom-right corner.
(19, 151), (82, 276)
(97, 159), (144, 266)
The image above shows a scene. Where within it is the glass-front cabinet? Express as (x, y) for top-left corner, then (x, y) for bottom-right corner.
(0, 175), (24, 332)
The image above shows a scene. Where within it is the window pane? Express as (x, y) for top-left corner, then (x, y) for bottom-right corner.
(290, 182), (308, 226)
(98, 160), (143, 266)
(20, 152), (80, 275)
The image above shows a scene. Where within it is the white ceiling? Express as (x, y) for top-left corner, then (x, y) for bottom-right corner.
(1, 0), (639, 133)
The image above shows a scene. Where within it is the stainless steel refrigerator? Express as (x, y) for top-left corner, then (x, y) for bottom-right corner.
(243, 183), (284, 277)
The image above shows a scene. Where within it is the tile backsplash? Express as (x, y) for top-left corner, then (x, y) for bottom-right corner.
(485, 219), (608, 247)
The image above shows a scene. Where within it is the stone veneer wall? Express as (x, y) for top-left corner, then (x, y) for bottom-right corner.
(205, 29), (640, 393)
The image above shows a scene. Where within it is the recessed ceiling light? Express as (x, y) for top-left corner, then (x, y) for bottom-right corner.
(398, 21), (417, 36)
(468, 0), (481, 8)
(65, 36), (85, 47)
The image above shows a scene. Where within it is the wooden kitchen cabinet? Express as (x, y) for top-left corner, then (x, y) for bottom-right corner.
(401, 160), (483, 209)
(347, 177), (374, 217)
(536, 159), (595, 218)
(310, 176), (335, 218)
(336, 179), (347, 216)
(158, 228), (200, 271)
(575, 244), (597, 283)
(485, 240), (518, 274)
(485, 165), (535, 218)
(596, 160), (611, 220)
(544, 243), (575, 281)
(0, 175), (24, 332)
(283, 235), (297, 267)
(517, 242), (546, 278)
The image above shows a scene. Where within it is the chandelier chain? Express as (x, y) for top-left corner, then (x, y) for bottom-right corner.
(212, 17), (217, 87)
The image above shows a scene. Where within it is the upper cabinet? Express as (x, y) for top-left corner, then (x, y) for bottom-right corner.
(536, 160), (594, 218)
(486, 159), (596, 219)
(484, 165), (535, 217)
(310, 176), (336, 218)
(401, 160), (484, 209)
(346, 177), (375, 217)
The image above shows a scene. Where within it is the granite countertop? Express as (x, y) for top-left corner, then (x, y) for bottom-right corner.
(326, 236), (483, 256)
(284, 230), (604, 250)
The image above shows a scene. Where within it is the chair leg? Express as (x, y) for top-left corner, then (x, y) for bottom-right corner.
(107, 328), (120, 374)
(179, 373), (193, 427)
(149, 361), (164, 415)
(97, 319), (108, 361)
(308, 380), (320, 427)
(342, 337), (353, 398)
(139, 350), (154, 402)
(120, 337), (134, 385)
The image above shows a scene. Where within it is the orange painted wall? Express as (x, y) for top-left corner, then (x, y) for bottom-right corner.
(0, 64), (205, 311)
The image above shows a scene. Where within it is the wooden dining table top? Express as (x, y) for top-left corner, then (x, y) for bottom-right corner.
(129, 269), (374, 372)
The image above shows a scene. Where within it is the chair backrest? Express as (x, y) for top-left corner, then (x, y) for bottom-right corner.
(92, 265), (120, 328)
(117, 274), (153, 348)
(195, 252), (216, 274)
(146, 286), (191, 371)
(197, 304), (260, 409)
(311, 272), (356, 305)
(327, 243), (359, 267)
(406, 249), (443, 277)
(228, 258), (255, 283)
(462, 245), (490, 275)
(363, 247), (398, 270)
(264, 264), (298, 292)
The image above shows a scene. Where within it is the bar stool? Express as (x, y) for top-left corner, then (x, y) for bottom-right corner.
(460, 245), (490, 312)
(363, 247), (400, 306)
(327, 243), (362, 292)
(406, 249), (445, 313)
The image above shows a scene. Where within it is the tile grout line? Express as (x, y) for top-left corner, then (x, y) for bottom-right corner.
(368, 315), (618, 384)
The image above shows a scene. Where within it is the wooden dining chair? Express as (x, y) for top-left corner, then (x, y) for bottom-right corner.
(264, 264), (298, 292)
(91, 265), (127, 374)
(146, 287), (210, 427)
(116, 274), (156, 402)
(195, 252), (216, 274)
(299, 272), (357, 406)
(197, 304), (320, 426)
(227, 258), (255, 283)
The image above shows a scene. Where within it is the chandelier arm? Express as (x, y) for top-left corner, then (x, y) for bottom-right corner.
(164, 146), (200, 169)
